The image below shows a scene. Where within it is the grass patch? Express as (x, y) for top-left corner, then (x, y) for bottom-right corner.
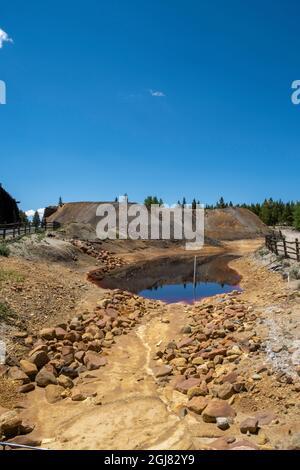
(0, 301), (18, 324)
(0, 244), (10, 257)
(0, 268), (25, 284)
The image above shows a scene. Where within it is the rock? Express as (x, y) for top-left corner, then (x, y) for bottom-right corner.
(18, 383), (35, 393)
(57, 374), (74, 389)
(29, 351), (49, 369)
(216, 417), (230, 430)
(187, 397), (209, 414)
(227, 346), (242, 356)
(192, 357), (204, 365)
(217, 383), (235, 400)
(60, 366), (79, 379)
(55, 327), (67, 340)
(177, 338), (194, 348)
(252, 374), (262, 381)
(202, 399), (236, 423)
(75, 351), (85, 363)
(0, 365), (8, 377)
(254, 411), (276, 426)
(175, 378), (201, 394)
(230, 439), (259, 450)
(181, 326), (192, 334)
(0, 410), (22, 438)
(40, 328), (56, 340)
(45, 385), (64, 404)
(19, 421), (35, 434)
(240, 417), (259, 434)
(60, 346), (74, 366)
(35, 369), (57, 387)
(154, 365), (173, 378)
(24, 336), (33, 346)
(71, 388), (88, 401)
(171, 358), (187, 368)
(20, 359), (38, 380)
(6, 435), (42, 447)
(187, 382), (209, 398)
(7, 367), (30, 384)
(221, 371), (239, 384)
(83, 351), (107, 370)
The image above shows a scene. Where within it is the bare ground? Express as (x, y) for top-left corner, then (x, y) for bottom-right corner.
(1, 236), (300, 449)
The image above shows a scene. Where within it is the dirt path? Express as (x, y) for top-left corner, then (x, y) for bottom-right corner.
(23, 304), (194, 450)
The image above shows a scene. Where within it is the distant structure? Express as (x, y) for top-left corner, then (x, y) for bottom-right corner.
(0, 183), (19, 224)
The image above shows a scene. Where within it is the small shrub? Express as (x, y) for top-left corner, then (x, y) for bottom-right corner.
(0, 244), (10, 257)
(258, 248), (269, 257)
(289, 266), (300, 280)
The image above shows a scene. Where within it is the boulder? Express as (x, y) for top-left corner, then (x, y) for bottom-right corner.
(216, 417), (230, 430)
(202, 399), (236, 423)
(54, 327), (67, 340)
(175, 378), (201, 394)
(18, 383), (35, 393)
(240, 417), (259, 434)
(187, 397), (209, 415)
(6, 435), (42, 447)
(187, 381), (209, 398)
(39, 328), (56, 340)
(217, 382), (235, 400)
(20, 359), (38, 380)
(57, 374), (74, 389)
(154, 365), (173, 378)
(29, 351), (49, 369)
(35, 369), (57, 387)
(0, 410), (22, 438)
(7, 367), (30, 384)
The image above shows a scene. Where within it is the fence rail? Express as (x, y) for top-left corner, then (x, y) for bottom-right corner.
(0, 221), (60, 241)
(265, 233), (300, 261)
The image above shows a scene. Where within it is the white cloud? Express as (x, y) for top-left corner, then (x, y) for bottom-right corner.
(149, 89), (165, 97)
(25, 208), (45, 219)
(0, 28), (13, 49)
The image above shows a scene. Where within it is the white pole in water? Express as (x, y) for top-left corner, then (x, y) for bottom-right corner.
(193, 255), (197, 286)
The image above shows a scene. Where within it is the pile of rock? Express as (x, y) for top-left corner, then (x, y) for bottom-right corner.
(3, 290), (158, 405)
(71, 240), (125, 272)
(154, 292), (265, 431)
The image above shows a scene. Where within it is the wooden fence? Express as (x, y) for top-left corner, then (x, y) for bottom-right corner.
(265, 233), (300, 261)
(0, 221), (60, 241)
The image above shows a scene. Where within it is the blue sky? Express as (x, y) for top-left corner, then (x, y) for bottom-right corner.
(0, 0), (300, 212)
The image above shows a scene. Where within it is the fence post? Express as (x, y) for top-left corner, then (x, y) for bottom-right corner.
(283, 238), (287, 258)
(296, 238), (300, 262)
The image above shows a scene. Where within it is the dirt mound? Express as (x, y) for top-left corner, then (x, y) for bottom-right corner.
(205, 207), (270, 240)
(48, 203), (269, 242)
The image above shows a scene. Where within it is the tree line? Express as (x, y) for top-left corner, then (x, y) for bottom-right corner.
(143, 196), (300, 230)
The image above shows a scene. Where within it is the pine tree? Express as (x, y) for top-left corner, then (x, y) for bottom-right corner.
(19, 210), (28, 225)
(58, 196), (63, 207)
(293, 204), (300, 230)
(32, 210), (40, 228)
